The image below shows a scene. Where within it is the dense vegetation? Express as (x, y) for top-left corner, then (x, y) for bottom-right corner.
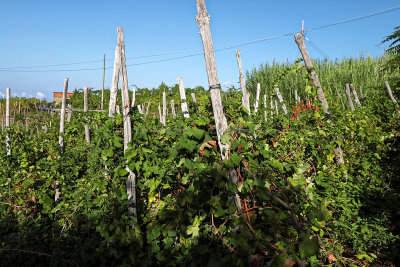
(1, 47), (400, 265)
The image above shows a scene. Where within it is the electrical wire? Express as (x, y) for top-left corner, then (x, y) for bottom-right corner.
(0, 3), (399, 72)
(305, 37), (332, 61)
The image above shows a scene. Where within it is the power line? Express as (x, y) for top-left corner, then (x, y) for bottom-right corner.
(304, 37), (332, 61)
(0, 3), (399, 72)
(305, 4), (400, 33)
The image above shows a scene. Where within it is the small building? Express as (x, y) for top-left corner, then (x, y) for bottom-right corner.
(53, 92), (73, 105)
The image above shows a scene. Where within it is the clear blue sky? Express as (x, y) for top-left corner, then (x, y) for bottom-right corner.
(0, 0), (399, 101)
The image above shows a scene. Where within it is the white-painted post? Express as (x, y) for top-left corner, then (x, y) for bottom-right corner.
(178, 77), (190, 118)
(275, 88), (287, 115)
(254, 83), (260, 115)
(84, 86), (90, 144)
(191, 93), (197, 103)
(6, 88), (11, 156)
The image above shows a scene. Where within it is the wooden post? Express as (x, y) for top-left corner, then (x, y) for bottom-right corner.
(145, 100), (150, 117)
(270, 96), (274, 119)
(178, 77), (190, 118)
(137, 105), (143, 114)
(101, 53), (105, 110)
(191, 92), (197, 103)
(109, 46), (120, 117)
(385, 81), (400, 116)
(117, 27), (136, 219)
(295, 90), (298, 105)
(275, 99), (279, 115)
(359, 86), (364, 104)
(345, 84), (355, 111)
(275, 88), (287, 115)
(254, 83), (260, 115)
(295, 33), (329, 114)
(171, 99), (176, 118)
(350, 84), (361, 107)
(67, 104), (72, 122)
(158, 103), (162, 122)
(59, 78), (68, 152)
(131, 86), (136, 108)
(235, 50), (251, 113)
(84, 86), (90, 144)
(6, 88), (11, 156)
(196, 0), (241, 212)
(263, 94), (267, 121)
(161, 90), (167, 125)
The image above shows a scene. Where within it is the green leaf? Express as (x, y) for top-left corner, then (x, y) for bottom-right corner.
(299, 235), (319, 259)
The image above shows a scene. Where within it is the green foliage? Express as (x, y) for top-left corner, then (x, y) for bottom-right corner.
(1, 60), (400, 266)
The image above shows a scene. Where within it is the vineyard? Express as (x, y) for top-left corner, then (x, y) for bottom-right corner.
(1, 2), (400, 267)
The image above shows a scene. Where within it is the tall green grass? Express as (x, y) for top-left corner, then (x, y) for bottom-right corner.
(246, 55), (396, 109)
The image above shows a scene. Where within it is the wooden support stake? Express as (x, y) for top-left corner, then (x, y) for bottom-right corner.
(178, 77), (190, 118)
(263, 94), (267, 121)
(84, 86), (90, 144)
(350, 84), (361, 107)
(191, 92), (197, 103)
(359, 86), (364, 104)
(117, 27), (136, 219)
(345, 84), (355, 111)
(171, 99), (176, 118)
(67, 104), (72, 122)
(236, 50), (251, 113)
(101, 53), (105, 110)
(109, 46), (120, 117)
(131, 86), (136, 108)
(275, 88), (287, 115)
(162, 90), (167, 125)
(254, 83), (260, 115)
(6, 88), (11, 156)
(59, 78), (68, 152)
(196, 0), (241, 212)
(385, 81), (400, 116)
(295, 33), (329, 114)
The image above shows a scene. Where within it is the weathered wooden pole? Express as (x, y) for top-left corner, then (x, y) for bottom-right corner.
(263, 94), (267, 121)
(171, 99), (176, 118)
(295, 90), (298, 105)
(6, 88), (11, 156)
(345, 84), (355, 111)
(131, 86), (136, 108)
(158, 103), (162, 123)
(161, 90), (167, 125)
(235, 50), (251, 113)
(191, 92), (197, 103)
(196, 0), (241, 212)
(109, 46), (120, 117)
(67, 104), (72, 122)
(145, 100), (150, 117)
(359, 86), (364, 104)
(275, 99), (279, 115)
(254, 83), (260, 115)
(101, 53), (105, 110)
(275, 88), (287, 115)
(59, 78), (68, 152)
(350, 84), (361, 107)
(270, 96), (274, 119)
(178, 77), (190, 118)
(117, 27), (136, 219)
(84, 86), (90, 144)
(294, 33), (329, 114)
(385, 81), (400, 116)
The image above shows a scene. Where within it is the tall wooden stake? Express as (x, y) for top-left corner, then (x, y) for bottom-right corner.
(178, 77), (190, 118)
(6, 88), (11, 156)
(345, 84), (355, 111)
(59, 78), (68, 152)
(254, 83), (260, 115)
(196, 0), (241, 212)
(109, 46), (120, 117)
(101, 53), (105, 110)
(385, 81), (400, 116)
(84, 86), (90, 144)
(295, 33), (329, 114)
(350, 84), (361, 107)
(117, 27), (136, 219)
(236, 50), (251, 114)
(275, 88), (288, 115)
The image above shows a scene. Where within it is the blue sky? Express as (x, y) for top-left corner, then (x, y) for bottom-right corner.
(0, 0), (399, 101)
